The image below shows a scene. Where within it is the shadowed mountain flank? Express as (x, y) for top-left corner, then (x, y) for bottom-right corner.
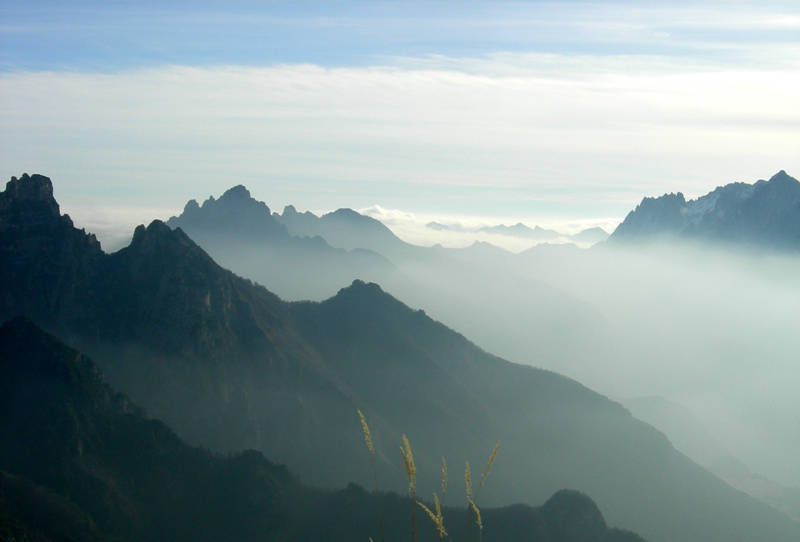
(2, 316), (656, 542)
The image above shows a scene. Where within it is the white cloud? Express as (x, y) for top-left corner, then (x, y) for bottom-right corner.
(1, 53), (798, 229)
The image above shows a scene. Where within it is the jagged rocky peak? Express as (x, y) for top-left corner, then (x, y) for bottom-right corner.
(339, 278), (383, 295)
(769, 170), (792, 183)
(122, 220), (223, 278)
(212, 184), (271, 214)
(167, 184), (287, 238)
(131, 219), (194, 249)
(0, 173), (62, 227)
(182, 198), (201, 214)
(220, 184), (251, 199)
(3, 173), (57, 205)
(609, 171), (800, 249)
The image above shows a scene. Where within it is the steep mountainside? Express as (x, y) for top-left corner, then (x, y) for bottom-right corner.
(0, 316), (301, 542)
(2, 317), (650, 542)
(2, 174), (799, 542)
(610, 171), (800, 249)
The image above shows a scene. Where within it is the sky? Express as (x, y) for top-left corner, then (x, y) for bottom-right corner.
(1, 1), (799, 248)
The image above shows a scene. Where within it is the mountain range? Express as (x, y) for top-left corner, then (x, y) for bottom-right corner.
(477, 223), (609, 244)
(167, 183), (609, 373)
(609, 170), (800, 249)
(152, 171), (800, 520)
(165, 185), (395, 301)
(3, 173), (800, 541)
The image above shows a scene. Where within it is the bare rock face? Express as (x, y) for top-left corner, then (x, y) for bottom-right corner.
(167, 184), (288, 240)
(0, 174), (103, 333)
(0, 173), (61, 225)
(609, 171), (800, 250)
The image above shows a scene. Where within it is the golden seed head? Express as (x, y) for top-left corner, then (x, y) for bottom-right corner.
(357, 410), (374, 454)
(478, 441), (500, 493)
(434, 494), (447, 537)
(418, 501), (437, 523)
(441, 457), (448, 496)
(469, 499), (483, 531)
(418, 495), (447, 538)
(400, 435), (416, 493)
(465, 461), (472, 499)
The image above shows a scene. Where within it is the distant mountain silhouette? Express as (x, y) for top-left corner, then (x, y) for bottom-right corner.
(166, 186), (394, 301)
(2, 173), (799, 542)
(610, 171), (800, 249)
(1, 316), (650, 542)
(479, 223), (563, 241)
(569, 226), (610, 244)
(425, 221), (609, 245)
(276, 204), (411, 255)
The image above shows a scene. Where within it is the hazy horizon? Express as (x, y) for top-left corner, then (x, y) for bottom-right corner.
(2, 1), (798, 232)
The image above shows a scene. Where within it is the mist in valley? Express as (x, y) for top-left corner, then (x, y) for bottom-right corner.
(390, 240), (800, 497)
(160, 188), (800, 510)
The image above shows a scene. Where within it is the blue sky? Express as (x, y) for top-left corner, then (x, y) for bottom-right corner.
(1, 1), (798, 247)
(4, 2), (798, 71)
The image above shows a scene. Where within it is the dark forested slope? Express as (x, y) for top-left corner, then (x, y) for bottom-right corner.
(1, 316), (647, 542)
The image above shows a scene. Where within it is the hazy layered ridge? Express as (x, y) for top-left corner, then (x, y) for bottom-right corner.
(164, 172), (800, 496)
(171, 186), (609, 372)
(1, 316), (650, 542)
(3, 173), (799, 542)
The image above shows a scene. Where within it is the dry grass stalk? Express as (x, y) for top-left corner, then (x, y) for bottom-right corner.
(475, 441), (499, 500)
(401, 435), (417, 493)
(465, 461), (472, 500)
(358, 410), (385, 542)
(441, 457), (448, 507)
(359, 409), (374, 454)
(400, 434), (418, 542)
(357, 412), (498, 542)
(469, 499), (482, 532)
(465, 442), (499, 542)
(418, 493), (448, 541)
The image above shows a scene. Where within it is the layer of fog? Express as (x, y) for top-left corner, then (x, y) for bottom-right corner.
(358, 204), (621, 251)
(183, 212), (800, 492)
(65, 200), (800, 496)
(447, 240), (800, 491)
